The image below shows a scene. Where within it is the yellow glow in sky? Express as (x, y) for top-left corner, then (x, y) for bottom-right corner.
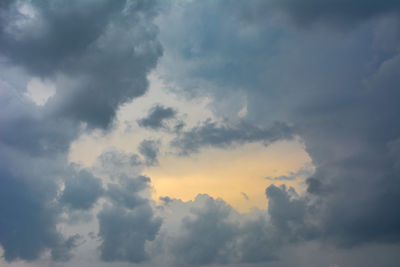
(145, 140), (312, 212)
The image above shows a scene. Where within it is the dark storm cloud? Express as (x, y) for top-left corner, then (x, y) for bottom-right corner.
(138, 105), (177, 130)
(0, 150), (80, 262)
(98, 204), (162, 263)
(266, 185), (317, 241)
(0, 0), (162, 128)
(0, 0), (124, 76)
(1, 0), (400, 266)
(0, 0), (163, 263)
(0, 86), (80, 156)
(273, 0), (400, 27)
(138, 139), (160, 166)
(60, 170), (104, 210)
(98, 175), (161, 263)
(172, 120), (294, 154)
(158, 0), (400, 257)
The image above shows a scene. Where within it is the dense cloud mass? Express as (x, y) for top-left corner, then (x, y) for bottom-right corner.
(1, 0), (400, 266)
(1, 0), (162, 128)
(60, 170), (104, 210)
(155, 188), (315, 265)
(0, 0), (162, 263)
(156, 0), (400, 263)
(273, 0), (400, 26)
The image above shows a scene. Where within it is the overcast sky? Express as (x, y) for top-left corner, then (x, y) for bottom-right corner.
(1, 1), (400, 266)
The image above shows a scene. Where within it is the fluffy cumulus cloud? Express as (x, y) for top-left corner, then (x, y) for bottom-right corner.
(152, 187), (315, 266)
(1, 0), (400, 266)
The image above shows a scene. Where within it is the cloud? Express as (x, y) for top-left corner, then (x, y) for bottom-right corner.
(1, 1), (400, 266)
(170, 195), (237, 265)
(0, 149), (79, 262)
(98, 204), (162, 263)
(50, 234), (81, 262)
(138, 105), (177, 130)
(0, 85), (80, 156)
(90, 154), (162, 263)
(60, 170), (104, 210)
(0, 0), (162, 128)
(155, 187), (316, 265)
(157, 0), (400, 252)
(273, 0), (400, 27)
(106, 175), (151, 209)
(266, 165), (314, 181)
(138, 139), (160, 166)
(98, 176), (162, 263)
(93, 149), (144, 179)
(0, 0), (162, 262)
(0, 86), (84, 262)
(171, 119), (294, 154)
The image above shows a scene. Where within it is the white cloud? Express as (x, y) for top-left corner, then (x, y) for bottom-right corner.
(25, 78), (56, 106)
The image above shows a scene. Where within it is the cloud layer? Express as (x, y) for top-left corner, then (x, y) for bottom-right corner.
(1, 1), (400, 266)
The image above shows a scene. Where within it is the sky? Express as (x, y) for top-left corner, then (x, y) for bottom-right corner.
(0, 1), (400, 267)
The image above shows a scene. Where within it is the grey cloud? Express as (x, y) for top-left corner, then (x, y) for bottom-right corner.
(0, 86), (80, 156)
(98, 204), (162, 263)
(50, 234), (81, 262)
(93, 149), (143, 179)
(2, 0), (400, 265)
(266, 175), (297, 181)
(241, 192), (249, 200)
(159, 196), (173, 204)
(60, 170), (104, 210)
(229, 0), (400, 30)
(139, 139), (160, 166)
(235, 216), (279, 263)
(158, 0), (400, 256)
(170, 195), (237, 265)
(97, 174), (161, 263)
(266, 185), (317, 241)
(172, 120), (294, 154)
(266, 166), (314, 181)
(0, 87), (81, 262)
(0, 0), (124, 76)
(273, 0), (400, 27)
(0, 150), (79, 262)
(160, 189), (315, 265)
(0, 169), (58, 261)
(0, 0), (162, 128)
(93, 150), (165, 263)
(138, 105), (177, 130)
(106, 175), (150, 209)
(0, 0), (162, 261)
